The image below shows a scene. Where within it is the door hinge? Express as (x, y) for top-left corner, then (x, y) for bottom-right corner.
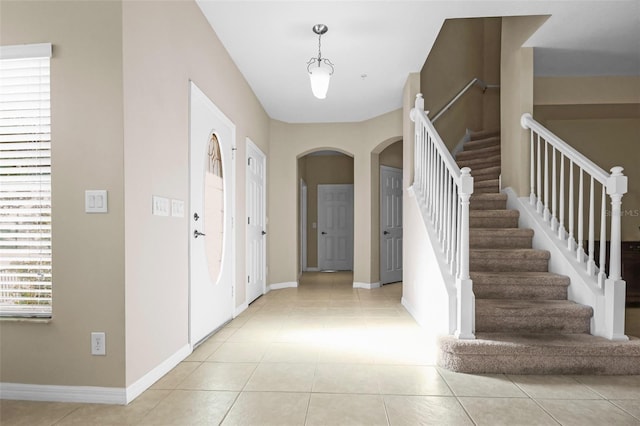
(248, 217), (250, 225)
(248, 275), (250, 283)
(248, 157), (252, 166)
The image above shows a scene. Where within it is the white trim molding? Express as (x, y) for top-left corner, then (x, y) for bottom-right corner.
(0, 43), (52, 60)
(234, 302), (249, 317)
(0, 383), (126, 405)
(305, 267), (320, 272)
(353, 281), (381, 290)
(268, 281), (298, 291)
(0, 344), (192, 405)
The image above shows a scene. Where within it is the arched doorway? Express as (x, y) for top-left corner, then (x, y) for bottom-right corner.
(297, 150), (354, 272)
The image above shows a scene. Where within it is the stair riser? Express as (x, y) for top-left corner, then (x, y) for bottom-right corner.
(470, 236), (532, 249)
(470, 258), (548, 272)
(457, 158), (501, 169)
(476, 315), (591, 334)
(473, 285), (568, 300)
(472, 170), (501, 182)
(470, 200), (507, 210)
(467, 135), (500, 146)
(438, 353), (640, 375)
(457, 147), (500, 161)
(474, 185), (499, 194)
(470, 217), (518, 228)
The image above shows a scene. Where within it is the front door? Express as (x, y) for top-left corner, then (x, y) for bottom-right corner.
(189, 82), (235, 346)
(317, 184), (354, 271)
(246, 139), (266, 304)
(380, 166), (403, 284)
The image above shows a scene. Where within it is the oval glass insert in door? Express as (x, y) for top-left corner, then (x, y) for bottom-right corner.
(204, 133), (224, 284)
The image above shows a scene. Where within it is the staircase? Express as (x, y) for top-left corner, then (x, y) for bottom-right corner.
(438, 130), (640, 375)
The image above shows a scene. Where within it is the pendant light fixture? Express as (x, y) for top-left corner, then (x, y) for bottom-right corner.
(306, 24), (334, 99)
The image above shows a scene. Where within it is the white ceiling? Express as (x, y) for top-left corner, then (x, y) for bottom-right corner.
(196, 1), (640, 123)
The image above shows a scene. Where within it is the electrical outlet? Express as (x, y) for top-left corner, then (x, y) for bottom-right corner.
(91, 332), (106, 356)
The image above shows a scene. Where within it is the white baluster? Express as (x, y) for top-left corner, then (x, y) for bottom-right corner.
(450, 184), (458, 276)
(530, 129), (535, 206)
(536, 134), (543, 214)
(558, 153), (566, 240)
(551, 147), (558, 231)
(577, 168), (585, 263)
(445, 174), (452, 260)
(598, 188), (607, 288)
(543, 139), (550, 222)
(568, 161), (576, 251)
(587, 176), (596, 275)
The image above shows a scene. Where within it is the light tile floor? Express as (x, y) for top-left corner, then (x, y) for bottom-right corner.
(2, 271), (640, 425)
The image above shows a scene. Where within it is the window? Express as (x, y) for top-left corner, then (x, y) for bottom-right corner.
(0, 43), (52, 317)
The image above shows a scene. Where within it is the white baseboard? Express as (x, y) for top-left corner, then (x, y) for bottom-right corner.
(305, 267), (320, 272)
(268, 281), (298, 291)
(0, 344), (192, 405)
(353, 281), (381, 289)
(401, 296), (426, 328)
(125, 343), (191, 404)
(0, 383), (126, 405)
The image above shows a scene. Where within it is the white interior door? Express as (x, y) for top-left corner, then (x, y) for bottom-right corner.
(246, 138), (266, 304)
(189, 82), (235, 346)
(317, 184), (354, 271)
(380, 166), (403, 284)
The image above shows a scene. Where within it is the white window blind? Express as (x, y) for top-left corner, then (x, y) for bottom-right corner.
(0, 44), (52, 317)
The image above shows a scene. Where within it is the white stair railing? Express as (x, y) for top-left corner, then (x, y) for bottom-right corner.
(521, 113), (628, 340)
(411, 94), (475, 339)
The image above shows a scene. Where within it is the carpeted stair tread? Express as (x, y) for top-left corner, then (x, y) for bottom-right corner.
(469, 129), (500, 141)
(438, 334), (640, 374)
(470, 209), (519, 228)
(474, 179), (499, 193)
(457, 154), (501, 169)
(476, 299), (592, 318)
(470, 248), (550, 272)
(456, 145), (500, 161)
(472, 271), (569, 300)
(471, 271), (570, 287)
(476, 299), (592, 334)
(470, 166), (501, 182)
(470, 228), (534, 249)
(470, 193), (507, 210)
(463, 136), (500, 151)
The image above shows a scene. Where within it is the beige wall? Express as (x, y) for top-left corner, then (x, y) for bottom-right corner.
(420, 18), (501, 150)
(379, 141), (403, 169)
(0, 1), (126, 387)
(122, 1), (270, 385)
(1, 0), (270, 391)
(534, 76), (640, 106)
(299, 154), (354, 268)
(270, 110), (402, 286)
(500, 15), (547, 196)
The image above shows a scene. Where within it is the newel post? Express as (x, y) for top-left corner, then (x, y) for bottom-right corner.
(455, 167), (475, 339)
(604, 166), (628, 341)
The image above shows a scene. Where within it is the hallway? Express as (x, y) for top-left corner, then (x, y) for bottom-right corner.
(2, 272), (640, 425)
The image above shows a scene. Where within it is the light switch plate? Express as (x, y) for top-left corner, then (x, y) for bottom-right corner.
(171, 199), (185, 218)
(152, 196), (170, 216)
(85, 190), (108, 213)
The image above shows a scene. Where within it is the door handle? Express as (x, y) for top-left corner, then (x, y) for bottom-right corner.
(194, 230), (206, 238)
(261, 230), (267, 235)
(383, 230), (390, 235)
(321, 231), (327, 235)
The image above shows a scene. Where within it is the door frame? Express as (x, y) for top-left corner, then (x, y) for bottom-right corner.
(380, 165), (403, 284)
(317, 183), (354, 271)
(188, 81), (236, 348)
(300, 179), (307, 272)
(246, 137), (267, 303)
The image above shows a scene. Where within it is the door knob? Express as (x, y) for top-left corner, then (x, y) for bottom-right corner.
(193, 213), (200, 221)
(194, 230), (206, 238)
(261, 230), (267, 235)
(321, 231), (327, 235)
(383, 230), (390, 235)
